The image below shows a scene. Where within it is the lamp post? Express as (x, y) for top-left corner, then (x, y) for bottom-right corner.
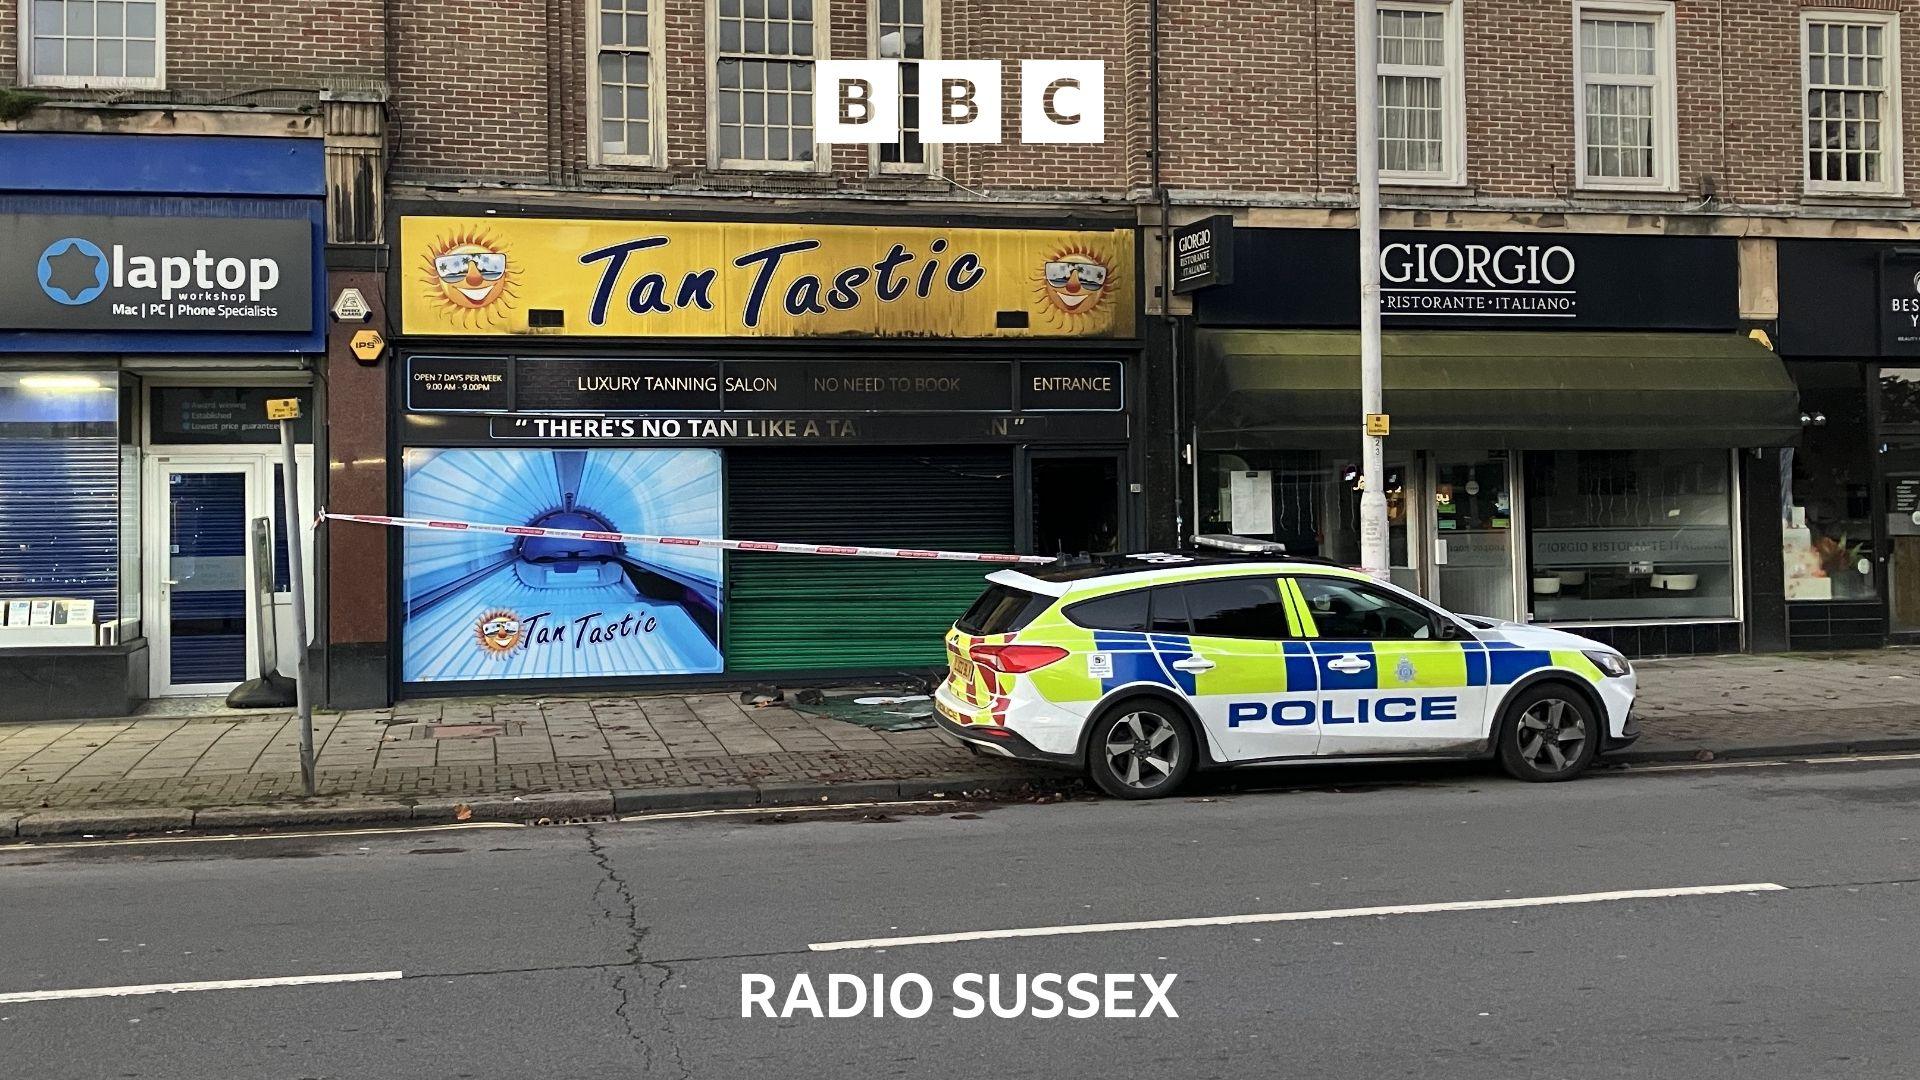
(1354, 0), (1391, 582)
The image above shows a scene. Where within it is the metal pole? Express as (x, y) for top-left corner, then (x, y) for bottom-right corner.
(1354, 0), (1391, 583)
(279, 421), (316, 795)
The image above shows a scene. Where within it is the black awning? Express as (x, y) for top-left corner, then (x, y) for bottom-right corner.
(1195, 330), (1802, 450)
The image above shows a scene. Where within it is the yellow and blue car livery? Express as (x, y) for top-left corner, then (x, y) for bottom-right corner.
(933, 554), (1637, 779)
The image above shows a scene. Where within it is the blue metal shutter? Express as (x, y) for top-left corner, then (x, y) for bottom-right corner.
(0, 436), (120, 621)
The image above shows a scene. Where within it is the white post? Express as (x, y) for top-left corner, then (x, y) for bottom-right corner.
(1354, 0), (1391, 583)
(279, 420), (316, 795)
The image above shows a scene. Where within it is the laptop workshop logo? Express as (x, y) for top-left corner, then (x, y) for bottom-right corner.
(37, 237), (110, 305)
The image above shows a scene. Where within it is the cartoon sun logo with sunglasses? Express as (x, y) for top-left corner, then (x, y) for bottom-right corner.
(420, 229), (520, 327)
(1031, 245), (1117, 329)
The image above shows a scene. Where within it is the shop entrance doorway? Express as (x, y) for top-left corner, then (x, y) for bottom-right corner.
(1029, 452), (1125, 557)
(1429, 452), (1518, 620)
(1887, 442), (1920, 635)
(144, 452), (314, 697)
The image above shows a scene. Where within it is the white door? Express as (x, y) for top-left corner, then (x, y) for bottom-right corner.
(149, 459), (259, 695)
(1290, 575), (1490, 754)
(1167, 577), (1322, 762)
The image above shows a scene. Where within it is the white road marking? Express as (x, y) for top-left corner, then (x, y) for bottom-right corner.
(620, 800), (952, 823)
(0, 822), (520, 853)
(808, 882), (1789, 952)
(0, 970), (404, 1005)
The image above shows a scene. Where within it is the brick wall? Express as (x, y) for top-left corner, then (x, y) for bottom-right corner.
(386, 0), (1137, 197)
(1154, 0), (1920, 208)
(2, 0), (383, 98)
(389, 0), (552, 181)
(12, 1), (1920, 213)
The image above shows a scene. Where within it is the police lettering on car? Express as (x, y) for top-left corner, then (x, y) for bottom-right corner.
(933, 536), (1639, 799)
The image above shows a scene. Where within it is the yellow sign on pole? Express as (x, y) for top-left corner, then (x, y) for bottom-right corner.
(350, 329), (387, 362)
(1365, 413), (1391, 437)
(265, 397), (303, 421)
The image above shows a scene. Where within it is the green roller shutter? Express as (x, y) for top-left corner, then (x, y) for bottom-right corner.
(724, 448), (1016, 673)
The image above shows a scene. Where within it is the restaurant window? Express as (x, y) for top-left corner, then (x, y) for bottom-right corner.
(22, 0), (163, 89)
(1574, 2), (1676, 191)
(1198, 450), (1415, 592)
(1783, 363), (1875, 602)
(872, 0), (933, 173)
(713, 0), (823, 170)
(1376, 0), (1464, 185)
(1803, 12), (1901, 196)
(593, 0), (662, 165)
(0, 372), (125, 645)
(1524, 449), (1736, 622)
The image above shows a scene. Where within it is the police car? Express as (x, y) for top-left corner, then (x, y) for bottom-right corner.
(933, 538), (1638, 799)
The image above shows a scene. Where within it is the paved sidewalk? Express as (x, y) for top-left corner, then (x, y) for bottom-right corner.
(0, 650), (1916, 837)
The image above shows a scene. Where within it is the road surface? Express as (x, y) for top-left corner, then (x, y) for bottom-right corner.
(4, 755), (1919, 1078)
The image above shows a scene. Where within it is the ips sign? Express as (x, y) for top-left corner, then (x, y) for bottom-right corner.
(814, 60), (1104, 144)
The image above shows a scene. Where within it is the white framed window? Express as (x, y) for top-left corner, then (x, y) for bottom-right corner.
(1375, 0), (1465, 186)
(1573, 1), (1677, 191)
(871, 0), (936, 174)
(1802, 11), (1902, 196)
(20, 0), (165, 89)
(710, 0), (828, 171)
(591, 0), (665, 166)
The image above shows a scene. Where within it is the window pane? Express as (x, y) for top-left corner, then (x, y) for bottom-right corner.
(33, 37), (63, 77)
(124, 39), (154, 77)
(1182, 578), (1293, 640)
(1783, 367), (1877, 602)
(70, 0), (95, 36)
(1525, 450), (1736, 621)
(127, 1), (155, 37)
(66, 40), (94, 76)
(1064, 590), (1151, 632)
(0, 374), (123, 628)
(33, 0), (64, 33)
(1295, 578), (1433, 641)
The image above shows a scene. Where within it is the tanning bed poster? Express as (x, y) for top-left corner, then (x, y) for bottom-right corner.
(401, 448), (724, 682)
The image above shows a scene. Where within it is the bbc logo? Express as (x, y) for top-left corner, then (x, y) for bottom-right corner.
(812, 60), (1105, 145)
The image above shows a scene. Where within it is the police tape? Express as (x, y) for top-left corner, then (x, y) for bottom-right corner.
(317, 512), (1056, 565)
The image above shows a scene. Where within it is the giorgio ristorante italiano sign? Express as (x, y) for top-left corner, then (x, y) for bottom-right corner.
(1, 214), (313, 332)
(399, 216), (1136, 339)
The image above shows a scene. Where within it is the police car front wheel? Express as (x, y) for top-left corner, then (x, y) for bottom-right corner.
(1497, 684), (1600, 782)
(1087, 699), (1195, 799)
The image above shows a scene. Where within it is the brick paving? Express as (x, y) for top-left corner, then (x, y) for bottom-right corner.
(0, 650), (1916, 816)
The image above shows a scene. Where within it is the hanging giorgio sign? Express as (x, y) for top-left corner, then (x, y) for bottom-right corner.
(399, 216), (1135, 339)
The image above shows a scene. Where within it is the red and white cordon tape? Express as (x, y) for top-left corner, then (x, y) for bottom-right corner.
(318, 511), (1055, 565)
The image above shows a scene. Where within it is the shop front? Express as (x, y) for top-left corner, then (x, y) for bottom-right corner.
(392, 212), (1138, 692)
(1190, 228), (1800, 657)
(0, 134), (325, 720)
(1778, 240), (1920, 648)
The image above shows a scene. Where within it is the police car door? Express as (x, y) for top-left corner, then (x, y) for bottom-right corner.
(1286, 575), (1488, 754)
(1163, 577), (1321, 763)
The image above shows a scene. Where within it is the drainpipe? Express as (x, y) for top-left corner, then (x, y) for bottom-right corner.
(1149, 0), (1186, 545)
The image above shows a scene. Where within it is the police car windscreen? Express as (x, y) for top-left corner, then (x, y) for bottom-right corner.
(956, 584), (1054, 635)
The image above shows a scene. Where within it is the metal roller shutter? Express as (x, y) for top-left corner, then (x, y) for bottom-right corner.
(725, 448), (1015, 673)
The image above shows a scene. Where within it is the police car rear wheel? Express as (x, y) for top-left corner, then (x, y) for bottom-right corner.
(1088, 700), (1193, 799)
(1497, 684), (1598, 782)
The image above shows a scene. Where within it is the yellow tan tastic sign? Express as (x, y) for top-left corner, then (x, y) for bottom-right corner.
(401, 217), (1134, 339)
